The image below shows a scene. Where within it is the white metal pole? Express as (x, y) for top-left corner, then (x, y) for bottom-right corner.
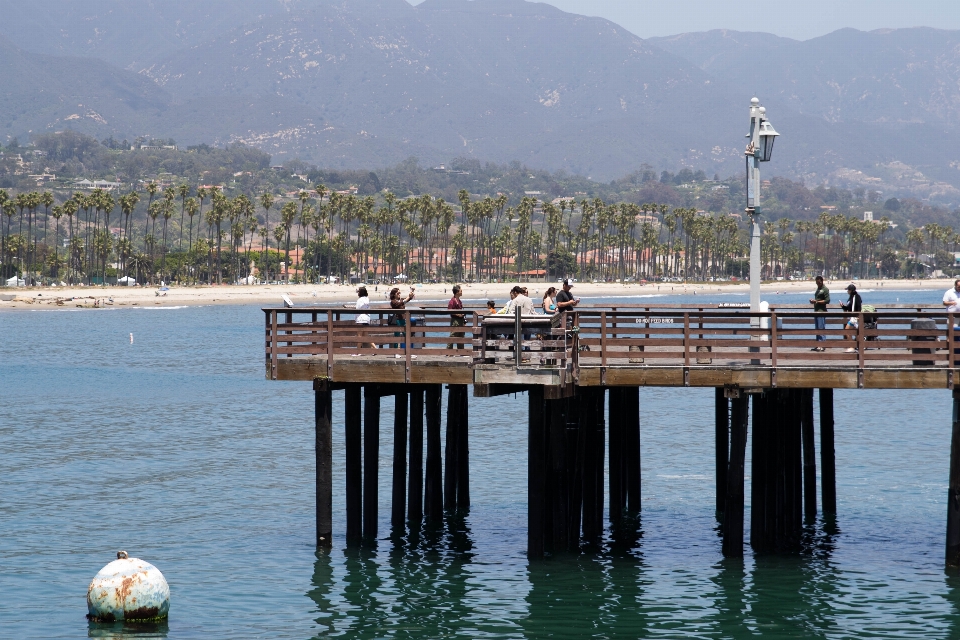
(746, 98), (762, 314)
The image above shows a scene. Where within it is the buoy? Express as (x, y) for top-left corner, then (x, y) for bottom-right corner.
(86, 551), (169, 622)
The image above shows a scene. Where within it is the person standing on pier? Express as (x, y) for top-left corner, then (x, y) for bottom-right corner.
(840, 283), (862, 353)
(552, 279), (580, 328)
(354, 286), (375, 353)
(809, 276), (830, 351)
(447, 285), (465, 353)
(944, 280), (960, 316)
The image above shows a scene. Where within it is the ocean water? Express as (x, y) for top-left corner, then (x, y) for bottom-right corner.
(2, 287), (960, 638)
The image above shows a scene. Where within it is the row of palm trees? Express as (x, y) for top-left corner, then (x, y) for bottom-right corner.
(0, 181), (949, 285)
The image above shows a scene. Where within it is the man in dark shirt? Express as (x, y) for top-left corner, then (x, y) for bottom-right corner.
(447, 284), (465, 352)
(552, 279), (579, 328)
(809, 276), (829, 350)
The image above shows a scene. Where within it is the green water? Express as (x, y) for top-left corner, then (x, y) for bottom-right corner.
(1, 290), (959, 638)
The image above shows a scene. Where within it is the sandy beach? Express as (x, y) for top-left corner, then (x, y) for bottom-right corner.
(0, 278), (953, 310)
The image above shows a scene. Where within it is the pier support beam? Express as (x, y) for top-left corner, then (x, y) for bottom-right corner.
(722, 392), (748, 557)
(751, 389), (803, 553)
(608, 388), (626, 525)
(345, 384), (362, 545)
(314, 379), (333, 548)
(392, 392), (408, 528)
(715, 388), (729, 518)
(457, 384), (470, 510)
(363, 384), (380, 540)
(624, 386), (641, 515)
(408, 387), (424, 523)
(528, 386), (546, 557)
(444, 384), (469, 512)
(819, 388), (837, 516)
(548, 396), (567, 551)
(801, 389), (817, 523)
(424, 384), (443, 521)
(948, 388), (960, 566)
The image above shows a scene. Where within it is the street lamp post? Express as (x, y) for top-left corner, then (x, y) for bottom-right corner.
(745, 97), (779, 313)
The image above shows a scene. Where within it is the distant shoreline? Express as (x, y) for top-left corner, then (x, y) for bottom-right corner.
(0, 278), (952, 311)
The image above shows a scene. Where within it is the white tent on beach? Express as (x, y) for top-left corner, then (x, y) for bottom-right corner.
(5, 275), (24, 287)
(117, 276), (137, 286)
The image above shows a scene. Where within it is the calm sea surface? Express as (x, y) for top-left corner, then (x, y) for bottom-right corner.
(2, 286), (960, 638)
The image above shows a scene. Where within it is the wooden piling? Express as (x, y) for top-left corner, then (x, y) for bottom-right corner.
(715, 387), (729, 518)
(750, 391), (768, 551)
(595, 389), (606, 537)
(548, 397), (567, 551)
(581, 388), (601, 545)
(314, 379), (333, 548)
(819, 388), (837, 515)
(567, 396), (583, 550)
(529, 385), (546, 557)
(800, 388), (817, 523)
(392, 392), (408, 528)
(624, 386), (641, 514)
(948, 389), (960, 566)
(345, 384), (362, 545)
(444, 385), (461, 511)
(425, 384), (443, 521)
(608, 388), (624, 524)
(457, 385), (470, 510)
(722, 393), (748, 557)
(408, 387), (424, 522)
(363, 384), (380, 539)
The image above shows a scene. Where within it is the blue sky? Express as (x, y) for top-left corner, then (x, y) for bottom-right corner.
(409, 0), (959, 41)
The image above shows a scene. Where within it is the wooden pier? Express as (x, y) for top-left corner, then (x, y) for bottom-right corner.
(267, 304), (960, 563)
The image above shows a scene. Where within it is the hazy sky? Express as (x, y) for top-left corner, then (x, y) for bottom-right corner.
(409, 0), (959, 41)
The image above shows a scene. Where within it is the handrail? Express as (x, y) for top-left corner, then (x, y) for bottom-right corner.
(263, 307), (960, 381)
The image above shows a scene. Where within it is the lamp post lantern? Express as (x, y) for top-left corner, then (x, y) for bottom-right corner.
(745, 97), (779, 313)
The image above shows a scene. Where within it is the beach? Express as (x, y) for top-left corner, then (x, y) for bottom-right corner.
(0, 277), (952, 309)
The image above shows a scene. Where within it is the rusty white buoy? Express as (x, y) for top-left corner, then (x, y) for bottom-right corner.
(86, 551), (170, 622)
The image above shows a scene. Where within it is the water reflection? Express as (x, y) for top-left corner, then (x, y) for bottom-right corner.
(524, 550), (648, 639)
(307, 515), (477, 639)
(87, 619), (168, 639)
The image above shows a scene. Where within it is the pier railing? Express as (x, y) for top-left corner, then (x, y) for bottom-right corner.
(264, 306), (959, 382)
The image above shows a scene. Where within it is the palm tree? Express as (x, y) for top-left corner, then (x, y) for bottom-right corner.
(144, 181), (159, 248)
(259, 192), (274, 283)
(177, 184), (190, 254)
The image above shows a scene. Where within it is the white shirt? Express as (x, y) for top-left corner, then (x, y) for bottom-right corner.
(355, 296), (370, 324)
(945, 288), (960, 313)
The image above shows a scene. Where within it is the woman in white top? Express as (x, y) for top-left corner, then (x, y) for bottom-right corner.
(354, 286), (375, 353)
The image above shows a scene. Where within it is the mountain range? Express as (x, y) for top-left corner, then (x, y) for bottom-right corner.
(1, 0), (959, 202)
